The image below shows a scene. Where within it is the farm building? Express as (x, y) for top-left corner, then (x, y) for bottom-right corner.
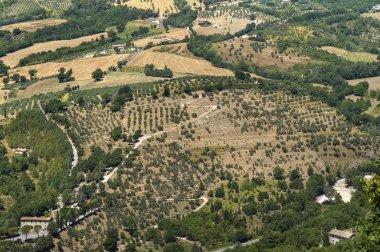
(14, 148), (28, 155)
(20, 216), (52, 232)
(282, 0), (292, 4)
(373, 4), (380, 11)
(328, 228), (355, 244)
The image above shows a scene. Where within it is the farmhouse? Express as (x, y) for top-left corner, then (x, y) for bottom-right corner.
(282, 0), (292, 4)
(328, 228), (355, 244)
(14, 148), (28, 155)
(373, 4), (380, 11)
(20, 216), (51, 232)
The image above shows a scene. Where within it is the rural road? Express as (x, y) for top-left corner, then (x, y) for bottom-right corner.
(194, 196), (209, 212)
(212, 237), (261, 252)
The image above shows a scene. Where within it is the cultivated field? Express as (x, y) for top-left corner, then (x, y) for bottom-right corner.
(1, 0), (41, 17)
(362, 11), (380, 21)
(347, 76), (380, 90)
(16, 72), (164, 99)
(62, 78), (377, 210)
(37, 0), (72, 13)
(215, 37), (309, 69)
(116, 0), (177, 17)
(193, 5), (274, 36)
(321, 46), (377, 63)
(10, 54), (129, 81)
(128, 45), (233, 76)
(0, 18), (67, 32)
(0, 33), (106, 67)
(133, 28), (190, 48)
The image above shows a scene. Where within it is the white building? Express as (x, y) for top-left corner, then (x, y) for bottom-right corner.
(20, 216), (51, 232)
(373, 4), (380, 11)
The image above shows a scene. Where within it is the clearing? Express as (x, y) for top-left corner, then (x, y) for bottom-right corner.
(321, 46), (377, 63)
(115, 0), (177, 17)
(347, 76), (380, 90)
(133, 28), (190, 48)
(128, 45), (233, 76)
(215, 37), (309, 69)
(0, 33), (107, 67)
(362, 12), (380, 21)
(0, 18), (67, 32)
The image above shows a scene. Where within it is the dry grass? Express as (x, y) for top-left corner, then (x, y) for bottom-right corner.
(133, 28), (190, 48)
(0, 18), (67, 32)
(0, 33), (106, 67)
(116, 0), (177, 17)
(321, 46), (377, 63)
(347, 76), (380, 90)
(9, 54), (129, 81)
(17, 72), (164, 99)
(362, 12), (380, 21)
(215, 38), (309, 69)
(128, 45), (233, 76)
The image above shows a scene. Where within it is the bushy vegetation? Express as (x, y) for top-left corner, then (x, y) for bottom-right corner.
(144, 64), (173, 78)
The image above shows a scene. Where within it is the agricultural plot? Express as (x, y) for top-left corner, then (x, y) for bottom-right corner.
(9, 54), (129, 81)
(133, 28), (190, 48)
(0, 18), (67, 32)
(0, 33), (106, 67)
(193, 5), (274, 36)
(37, 0), (72, 13)
(347, 76), (380, 90)
(1, 0), (42, 17)
(362, 11), (380, 21)
(57, 77), (378, 250)
(114, 0), (177, 17)
(128, 45), (233, 76)
(215, 37), (309, 69)
(321, 46), (377, 63)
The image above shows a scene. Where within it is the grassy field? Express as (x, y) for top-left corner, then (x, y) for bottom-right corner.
(321, 46), (377, 63)
(0, 33), (106, 67)
(107, 20), (165, 40)
(128, 45), (234, 76)
(0, 18), (67, 32)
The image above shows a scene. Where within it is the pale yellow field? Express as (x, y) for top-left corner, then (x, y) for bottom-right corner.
(321, 46), (377, 63)
(347, 76), (380, 90)
(128, 47), (233, 76)
(117, 0), (177, 16)
(1, 33), (107, 68)
(194, 15), (253, 36)
(9, 54), (129, 81)
(17, 72), (164, 99)
(0, 18), (67, 32)
(362, 12), (380, 21)
(133, 28), (190, 47)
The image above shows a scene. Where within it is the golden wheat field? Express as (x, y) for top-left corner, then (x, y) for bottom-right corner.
(128, 47), (233, 76)
(1, 33), (107, 67)
(9, 54), (129, 81)
(116, 0), (177, 16)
